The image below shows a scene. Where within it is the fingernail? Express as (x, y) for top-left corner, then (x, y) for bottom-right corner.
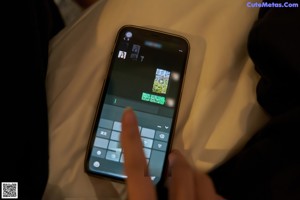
(122, 107), (136, 128)
(124, 106), (132, 112)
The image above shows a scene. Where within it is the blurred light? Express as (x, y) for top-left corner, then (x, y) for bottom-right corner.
(144, 41), (162, 49)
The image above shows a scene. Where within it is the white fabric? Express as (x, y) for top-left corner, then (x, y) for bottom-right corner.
(43, 0), (268, 199)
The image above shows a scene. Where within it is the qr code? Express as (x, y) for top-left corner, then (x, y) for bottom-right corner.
(1, 182), (18, 199)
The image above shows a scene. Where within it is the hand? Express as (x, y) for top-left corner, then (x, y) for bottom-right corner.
(120, 108), (223, 200)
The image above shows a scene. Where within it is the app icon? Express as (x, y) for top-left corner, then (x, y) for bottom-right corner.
(118, 51), (127, 59)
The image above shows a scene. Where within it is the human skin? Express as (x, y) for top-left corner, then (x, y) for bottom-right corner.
(120, 108), (223, 200)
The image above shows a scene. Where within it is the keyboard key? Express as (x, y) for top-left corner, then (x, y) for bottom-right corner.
(141, 137), (153, 148)
(153, 141), (167, 151)
(96, 128), (111, 139)
(99, 118), (114, 129)
(108, 140), (122, 152)
(148, 150), (165, 177)
(91, 147), (106, 158)
(155, 131), (169, 142)
(143, 148), (151, 158)
(106, 150), (121, 162)
(141, 128), (155, 138)
(113, 121), (122, 131)
(120, 153), (148, 163)
(94, 137), (109, 149)
(120, 153), (124, 163)
(110, 131), (121, 141)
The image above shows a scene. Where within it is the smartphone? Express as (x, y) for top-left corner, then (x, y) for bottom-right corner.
(85, 25), (189, 186)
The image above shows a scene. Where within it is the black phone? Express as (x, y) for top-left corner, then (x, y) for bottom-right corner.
(85, 25), (189, 186)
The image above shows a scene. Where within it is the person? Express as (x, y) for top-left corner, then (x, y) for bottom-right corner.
(2, 1), (298, 200)
(208, 2), (300, 200)
(121, 108), (224, 200)
(3, 1), (216, 200)
(120, 1), (300, 200)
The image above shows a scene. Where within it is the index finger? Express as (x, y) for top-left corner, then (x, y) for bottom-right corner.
(121, 108), (157, 200)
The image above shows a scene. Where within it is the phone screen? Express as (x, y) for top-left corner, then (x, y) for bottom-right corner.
(85, 25), (189, 185)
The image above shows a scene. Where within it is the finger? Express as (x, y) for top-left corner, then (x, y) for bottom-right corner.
(194, 171), (221, 200)
(168, 151), (222, 200)
(120, 108), (156, 200)
(167, 150), (196, 200)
